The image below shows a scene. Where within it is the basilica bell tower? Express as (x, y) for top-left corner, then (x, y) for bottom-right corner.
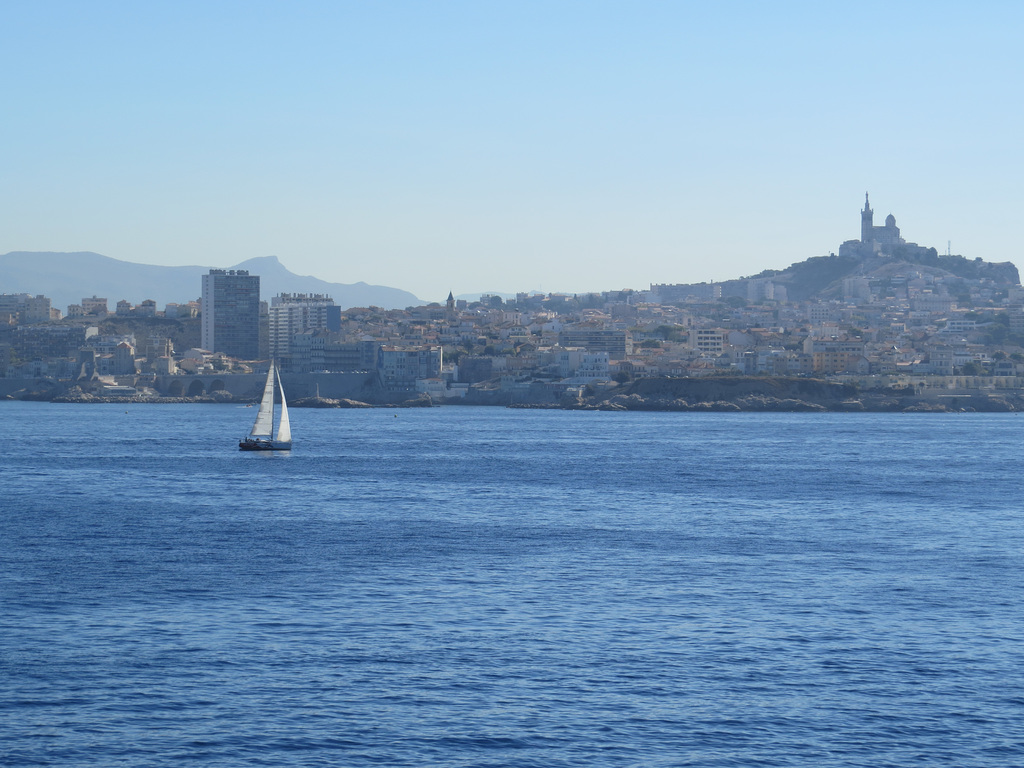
(861, 192), (873, 244)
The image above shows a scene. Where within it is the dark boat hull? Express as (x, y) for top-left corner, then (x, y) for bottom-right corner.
(239, 439), (292, 451)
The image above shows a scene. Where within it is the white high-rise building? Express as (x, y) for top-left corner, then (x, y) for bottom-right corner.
(268, 294), (339, 360)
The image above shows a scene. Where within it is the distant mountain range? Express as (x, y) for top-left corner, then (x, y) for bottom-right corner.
(0, 252), (422, 312)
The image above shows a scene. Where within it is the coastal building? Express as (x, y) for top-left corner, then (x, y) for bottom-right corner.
(12, 324), (89, 361)
(910, 293), (957, 313)
(458, 355), (496, 383)
(153, 355), (176, 375)
(113, 341), (136, 375)
(746, 279), (779, 303)
(803, 336), (868, 374)
(649, 283), (722, 303)
(200, 269), (260, 360)
(577, 352), (611, 380)
(81, 296), (108, 316)
(557, 328), (630, 358)
(164, 302), (199, 319)
(556, 348), (585, 378)
(0, 293), (56, 324)
(693, 329), (728, 355)
(0, 294), (25, 319)
(84, 333), (133, 355)
(377, 345), (442, 389)
(268, 293), (340, 361)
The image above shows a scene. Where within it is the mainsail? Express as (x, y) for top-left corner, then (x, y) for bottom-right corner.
(250, 364), (276, 437)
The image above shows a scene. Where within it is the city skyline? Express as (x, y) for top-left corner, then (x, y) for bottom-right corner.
(3, 2), (1022, 302)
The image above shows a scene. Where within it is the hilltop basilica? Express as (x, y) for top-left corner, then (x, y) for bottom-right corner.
(838, 193), (933, 259)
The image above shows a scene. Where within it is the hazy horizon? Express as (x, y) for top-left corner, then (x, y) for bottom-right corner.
(3, 2), (1021, 303)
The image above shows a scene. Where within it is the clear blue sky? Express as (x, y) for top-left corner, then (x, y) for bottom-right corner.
(3, 1), (1021, 302)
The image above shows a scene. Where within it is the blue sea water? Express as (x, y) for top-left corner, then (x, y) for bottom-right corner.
(2, 402), (1024, 767)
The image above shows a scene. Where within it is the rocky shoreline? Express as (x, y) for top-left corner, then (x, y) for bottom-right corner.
(5, 377), (1022, 412)
(24, 389), (431, 409)
(547, 393), (1019, 413)
(554, 376), (1021, 413)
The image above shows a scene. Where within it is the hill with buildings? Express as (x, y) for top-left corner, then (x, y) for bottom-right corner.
(0, 251), (422, 312)
(742, 250), (1020, 302)
(654, 194), (1019, 303)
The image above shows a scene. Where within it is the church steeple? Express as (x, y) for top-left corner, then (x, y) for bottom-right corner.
(861, 192), (874, 243)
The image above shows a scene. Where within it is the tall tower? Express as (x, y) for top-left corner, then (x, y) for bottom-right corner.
(201, 269), (261, 359)
(860, 192), (873, 244)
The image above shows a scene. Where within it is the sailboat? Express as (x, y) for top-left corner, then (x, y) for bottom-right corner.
(239, 360), (292, 451)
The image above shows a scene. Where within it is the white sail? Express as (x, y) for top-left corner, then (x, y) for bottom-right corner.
(249, 363), (276, 437)
(275, 365), (291, 443)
